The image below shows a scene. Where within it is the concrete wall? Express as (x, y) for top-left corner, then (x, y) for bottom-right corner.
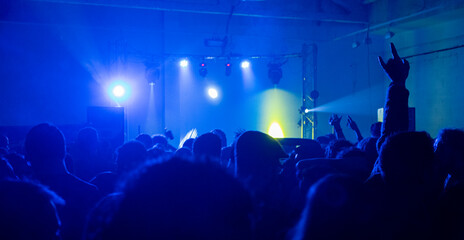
(390, 17), (464, 137)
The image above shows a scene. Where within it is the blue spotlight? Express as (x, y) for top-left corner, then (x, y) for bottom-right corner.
(241, 60), (250, 69)
(180, 59), (189, 67)
(112, 85), (125, 98)
(208, 87), (218, 99)
(108, 81), (131, 102)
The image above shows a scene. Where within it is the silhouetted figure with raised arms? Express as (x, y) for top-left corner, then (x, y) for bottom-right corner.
(365, 43), (444, 239)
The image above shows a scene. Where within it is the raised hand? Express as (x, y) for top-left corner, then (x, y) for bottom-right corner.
(347, 115), (363, 141)
(346, 116), (359, 131)
(328, 114), (343, 127)
(329, 114), (345, 140)
(378, 43), (410, 84)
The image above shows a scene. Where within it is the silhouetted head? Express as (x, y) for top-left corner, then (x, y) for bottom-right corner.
(103, 158), (253, 240)
(336, 147), (366, 159)
(152, 134), (168, 149)
(77, 127), (99, 150)
(193, 133), (222, 160)
(174, 147), (193, 159)
(136, 134), (153, 150)
(294, 175), (372, 240)
(24, 123), (66, 171)
(234, 131), (287, 179)
(316, 134), (336, 150)
(325, 139), (353, 158)
(435, 128), (464, 178)
(294, 140), (325, 162)
(370, 122), (382, 138)
(116, 141), (147, 174)
(0, 180), (64, 240)
(211, 129), (227, 148)
(182, 138), (195, 150)
(379, 131), (435, 186)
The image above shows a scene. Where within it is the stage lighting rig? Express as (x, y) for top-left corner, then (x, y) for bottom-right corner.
(268, 59), (287, 85)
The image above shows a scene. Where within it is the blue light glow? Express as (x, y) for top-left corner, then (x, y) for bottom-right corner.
(241, 60), (250, 69)
(180, 59), (189, 67)
(112, 85), (125, 98)
(208, 87), (218, 99)
(108, 81), (131, 103)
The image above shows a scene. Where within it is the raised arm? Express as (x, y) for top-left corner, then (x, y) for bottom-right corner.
(329, 114), (346, 140)
(378, 43), (410, 140)
(347, 115), (363, 142)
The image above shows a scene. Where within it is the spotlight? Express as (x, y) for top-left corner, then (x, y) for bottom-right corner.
(268, 63), (283, 85)
(145, 64), (160, 86)
(208, 87), (218, 99)
(108, 81), (131, 102)
(241, 60), (250, 69)
(199, 62), (208, 77)
(304, 109), (310, 113)
(180, 59), (189, 67)
(112, 85), (125, 98)
(225, 62), (232, 76)
(268, 122), (284, 138)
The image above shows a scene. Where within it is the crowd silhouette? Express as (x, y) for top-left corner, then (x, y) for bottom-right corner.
(1, 43), (464, 240)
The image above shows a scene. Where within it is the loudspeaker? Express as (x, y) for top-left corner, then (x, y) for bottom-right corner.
(87, 106), (124, 148)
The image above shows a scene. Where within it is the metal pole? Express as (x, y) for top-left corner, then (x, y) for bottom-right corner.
(301, 44), (308, 139)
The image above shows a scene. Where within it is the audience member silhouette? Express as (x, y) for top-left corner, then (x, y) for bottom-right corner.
(315, 134), (336, 150)
(25, 123), (100, 240)
(435, 128), (464, 188)
(101, 158), (253, 240)
(325, 139), (353, 158)
(292, 175), (375, 240)
(357, 136), (379, 170)
(72, 127), (103, 181)
(434, 129), (464, 239)
(193, 132), (222, 160)
(91, 140), (147, 195)
(174, 146), (193, 159)
(182, 137), (195, 150)
(370, 122), (382, 138)
(152, 134), (176, 152)
(0, 180), (64, 240)
(234, 131), (303, 239)
(211, 128), (228, 148)
(135, 133), (153, 149)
